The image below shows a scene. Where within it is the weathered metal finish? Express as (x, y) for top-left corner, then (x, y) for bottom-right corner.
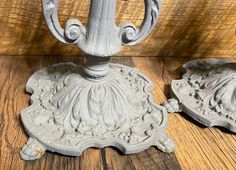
(42, 0), (162, 57)
(163, 59), (236, 133)
(21, 0), (174, 160)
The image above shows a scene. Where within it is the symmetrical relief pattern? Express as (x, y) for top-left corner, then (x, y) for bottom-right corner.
(164, 59), (236, 132)
(42, 0), (163, 56)
(20, 0), (172, 161)
(21, 63), (175, 160)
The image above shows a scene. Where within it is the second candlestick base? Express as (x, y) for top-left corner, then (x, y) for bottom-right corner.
(163, 59), (236, 133)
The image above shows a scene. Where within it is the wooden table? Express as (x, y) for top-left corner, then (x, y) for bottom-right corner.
(0, 56), (235, 170)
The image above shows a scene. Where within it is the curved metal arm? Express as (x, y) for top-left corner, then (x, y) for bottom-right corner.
(42, 0), (86, 44)
(120, 0), (162, 46)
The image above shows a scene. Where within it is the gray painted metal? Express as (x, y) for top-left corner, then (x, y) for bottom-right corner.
(20, 0), (175, 160)
(163, 59), (236, 133)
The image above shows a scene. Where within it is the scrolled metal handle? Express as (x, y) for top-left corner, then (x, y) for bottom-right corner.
(42, 0), (86, 44)
(120, 0), (163, 46)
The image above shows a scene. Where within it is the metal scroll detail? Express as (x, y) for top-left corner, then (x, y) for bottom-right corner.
(43, 0), (163, 53)
(120, 0), (163, 45)
(20, 0), (173, 160)
(42, 0), (86, 44)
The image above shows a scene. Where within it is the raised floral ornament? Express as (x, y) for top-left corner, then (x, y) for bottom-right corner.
(20, 0), (175, 160)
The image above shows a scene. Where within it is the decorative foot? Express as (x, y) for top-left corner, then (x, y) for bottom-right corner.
(156, 135), (175, 153)
(169, 59), (236, 132)
(162, 98), (181, 113)
(21, 63), (174, 159)
(20, 138), (46, 160)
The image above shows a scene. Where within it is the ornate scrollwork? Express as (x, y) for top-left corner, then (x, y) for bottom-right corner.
(120, 0), (163, 45)
(169, 59), (236, 132)
(20, 0), (173, 161)
(42, 0), (86, 44)
(20, 63), (174, 160)
(43, 0), (163, 55)
(64, 19), (86, 42)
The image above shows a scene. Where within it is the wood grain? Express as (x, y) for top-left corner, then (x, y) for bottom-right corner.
(0, 0), (236, 58)
(0, 56), (181, 170)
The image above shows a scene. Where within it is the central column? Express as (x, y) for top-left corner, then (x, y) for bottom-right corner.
(81, 0), (121, 80)
(84, 56), (110, 80)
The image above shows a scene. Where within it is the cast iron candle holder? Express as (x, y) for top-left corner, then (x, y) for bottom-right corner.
(20, 0), (175, 160)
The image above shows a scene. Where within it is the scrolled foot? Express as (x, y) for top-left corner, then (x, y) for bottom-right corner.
(162, 98), (181, 113)
(156, 135), (175, 153)
(20, 137), (46, 160)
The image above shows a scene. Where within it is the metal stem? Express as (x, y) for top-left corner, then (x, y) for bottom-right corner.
(83, 55), (110, 80)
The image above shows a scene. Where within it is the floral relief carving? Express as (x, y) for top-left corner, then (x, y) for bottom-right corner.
(20, 0), (174, 160)
(21, 63), (174, 160)
(164, 59), (236, 132)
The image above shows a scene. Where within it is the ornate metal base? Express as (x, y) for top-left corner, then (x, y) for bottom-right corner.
(20, 63), (175, 160)
(163, 59), (236, 133)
